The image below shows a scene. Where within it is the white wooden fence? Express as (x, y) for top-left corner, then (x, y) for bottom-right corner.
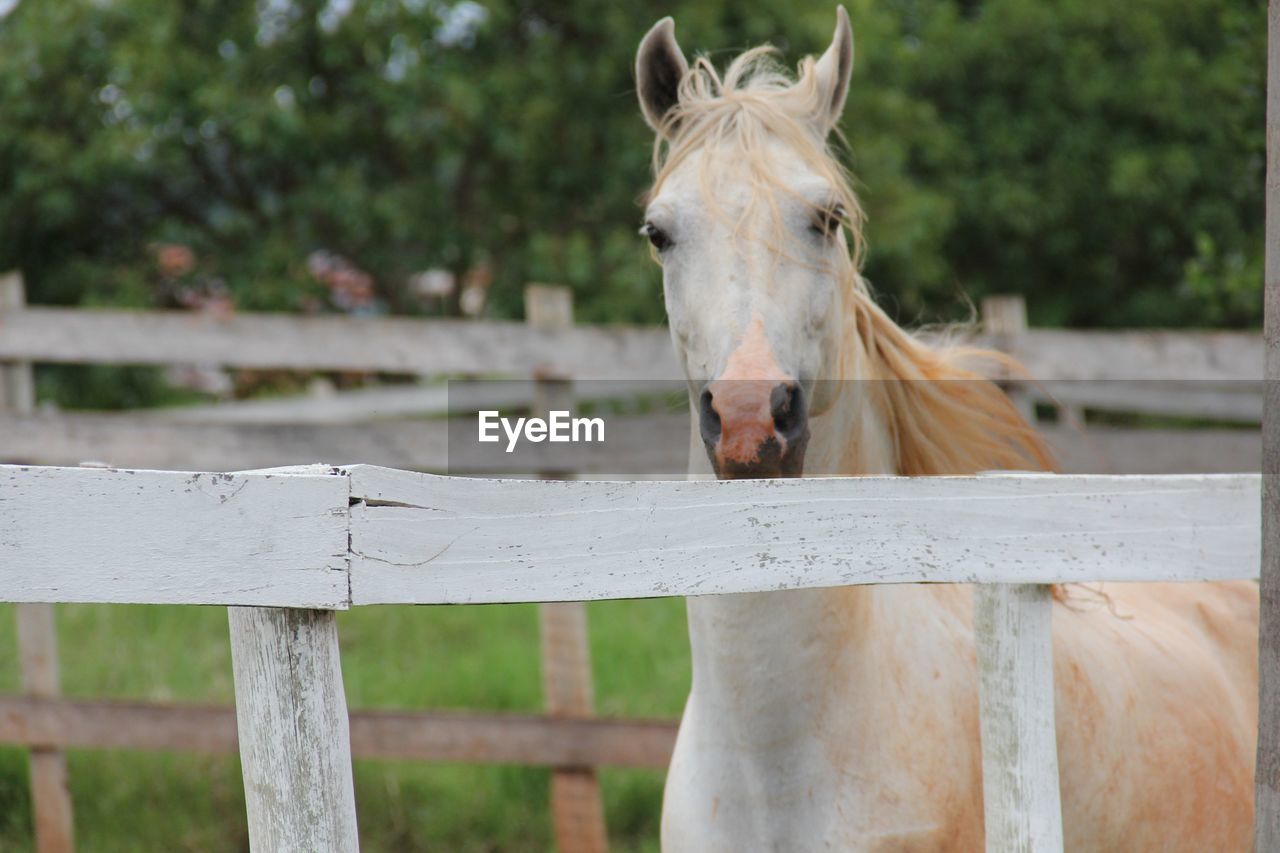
(1, 461), (1261, 851)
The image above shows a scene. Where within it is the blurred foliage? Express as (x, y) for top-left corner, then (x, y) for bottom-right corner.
(0, 0), (1266, 333)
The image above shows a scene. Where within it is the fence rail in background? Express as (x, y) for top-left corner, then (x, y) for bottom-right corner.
(0, 695), (677, 769)
(0, 410), (1264, 476)
(0, 462), (1263, 852)
(0, 304), (681, 379)
(0, 303), (1263, 382)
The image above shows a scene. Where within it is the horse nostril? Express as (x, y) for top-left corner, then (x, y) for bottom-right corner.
(699, 386), (722, 446)
(771, 382), (807, 438)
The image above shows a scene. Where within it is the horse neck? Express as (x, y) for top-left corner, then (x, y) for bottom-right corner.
(683, 379), (900, 729)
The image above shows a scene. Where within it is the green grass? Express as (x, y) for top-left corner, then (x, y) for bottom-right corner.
(0, 599), (690, 852)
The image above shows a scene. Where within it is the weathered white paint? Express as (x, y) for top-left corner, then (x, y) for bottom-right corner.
(346, 466), (1260, 605)
(1, 464), (1263, 609)
(975, 583), (1063, 853)
(0, 306), (680, 379)
(228, 607), (359, 852)
(0, 464), (349, 607)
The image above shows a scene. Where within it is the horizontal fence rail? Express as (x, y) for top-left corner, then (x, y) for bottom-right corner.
(0, 307), (680, 379)
(1, 464), (1261, 608)
(0, 412), (1263, 475)
(0, 695), (678, 769)
(0, 306), (1262, 381)
(1, 465), (350, 608)
(0, 461), (1263, 853)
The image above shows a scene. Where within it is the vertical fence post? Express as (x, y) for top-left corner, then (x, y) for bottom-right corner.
(228, 607), (359, 852)
(981, 295), (1038, 424)
(2, 271), (75, 853)
(974, 582), (1063, 852)
(1256, 0), (1280, 845)
(526, 283), (609, 853)
(973, 473), (1063, 853)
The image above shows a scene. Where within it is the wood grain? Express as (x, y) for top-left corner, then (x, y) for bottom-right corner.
(0, 464), (349, 607)
(229, 607), (358, 852)
(347, 467), (1261, 605)
(975, 583), (1063, 853)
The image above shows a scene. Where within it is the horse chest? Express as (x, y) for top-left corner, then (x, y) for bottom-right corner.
(662, 673), (982, 852)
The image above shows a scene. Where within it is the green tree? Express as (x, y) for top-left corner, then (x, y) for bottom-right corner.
(0, 0), (1267, 340)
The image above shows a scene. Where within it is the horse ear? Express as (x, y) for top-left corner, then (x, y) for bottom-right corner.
(812, 6), (854, 134)
(636, 17), (689, 136)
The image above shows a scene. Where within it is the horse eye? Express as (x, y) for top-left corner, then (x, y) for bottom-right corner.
(812, 203), (846, 238)
(641, 222), (673, 252)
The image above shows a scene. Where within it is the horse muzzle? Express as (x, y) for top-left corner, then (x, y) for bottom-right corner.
(698, 379), (810, 479)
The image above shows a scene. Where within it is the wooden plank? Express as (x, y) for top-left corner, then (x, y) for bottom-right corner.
(1257, 0), (1280, 846)
(0, 694), (678, 769)
(0, 273), (37, 410)
(1029, 382), (1261, 423)
(346, 467), (1261, 604)
(1042, 426), (1260, 475)
(0, 465), (349, 608)
(975, 583), (1063, 852)
(228, 608), (358, 852)
(156, 378), (681, 425)
(16, 604), (74, 853)
(2, 272), (74, 853)
(0, 307), (680, 379)
(0, 304), (1263, 384)
(982, 294), (1036, 422)
(0, 410), (453, 471)
(0, 410), (1259, 476)
(526, 284), (609, 853)
(1008, 328), (1262, 382)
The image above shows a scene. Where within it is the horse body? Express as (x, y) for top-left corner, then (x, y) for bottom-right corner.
(635, 8), (1258, 850)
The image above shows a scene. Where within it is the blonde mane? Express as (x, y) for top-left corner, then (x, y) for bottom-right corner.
(649, 47), (1054, 477)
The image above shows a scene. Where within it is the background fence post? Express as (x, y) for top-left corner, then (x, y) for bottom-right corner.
(228, 607), (359, 853)
(526, 283), (609, 853)
(980, 294), (1039, 424)
(2, 271), (76, 853)
(1256, 0), (1280, 845)
(974, 580), (1063, 852)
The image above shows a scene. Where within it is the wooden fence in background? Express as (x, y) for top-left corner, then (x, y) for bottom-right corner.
(0, 462), (1262, 852)
(0, 271), (1265, 852)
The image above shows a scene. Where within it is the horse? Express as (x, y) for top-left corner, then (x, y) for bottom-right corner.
(634, 8), (1258, 850)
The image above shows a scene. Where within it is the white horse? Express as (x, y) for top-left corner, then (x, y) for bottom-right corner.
(635, 8), (1258, 850)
